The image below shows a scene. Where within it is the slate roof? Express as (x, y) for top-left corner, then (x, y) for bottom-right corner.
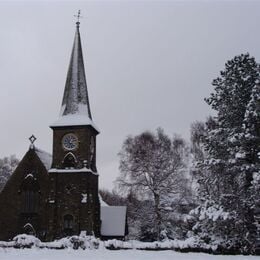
(50, 22), (99, 133)
(61, 22), (91, 118)
(34, 147), (52, 170)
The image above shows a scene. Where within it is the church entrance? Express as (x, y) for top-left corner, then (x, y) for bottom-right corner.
(63, 214), (74, 236)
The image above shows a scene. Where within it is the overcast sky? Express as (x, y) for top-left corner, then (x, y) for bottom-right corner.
(0, 0), (259, 190)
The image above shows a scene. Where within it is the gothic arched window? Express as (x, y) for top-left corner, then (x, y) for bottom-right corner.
(20, 174), (40, 213)
(63, 152), (77, 168)
(23, 223), (36, 236)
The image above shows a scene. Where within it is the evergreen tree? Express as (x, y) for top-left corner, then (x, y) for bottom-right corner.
(194, 53), (259, 253)
(241, 81), (260, 248)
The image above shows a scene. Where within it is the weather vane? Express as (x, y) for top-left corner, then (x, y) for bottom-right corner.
(74, 10), (83, 25)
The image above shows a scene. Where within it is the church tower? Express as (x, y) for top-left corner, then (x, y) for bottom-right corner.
(0, 13), (127, 242)
(48, 19), (100, 239)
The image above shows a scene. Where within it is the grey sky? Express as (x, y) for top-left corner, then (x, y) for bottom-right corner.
(0, 0), (259, 190)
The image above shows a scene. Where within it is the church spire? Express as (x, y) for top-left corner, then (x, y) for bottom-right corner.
(51, 14), (99, 132)
(60, 14), (92, 119)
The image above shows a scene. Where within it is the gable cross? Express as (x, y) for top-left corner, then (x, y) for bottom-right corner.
(29, 135), (37, 146)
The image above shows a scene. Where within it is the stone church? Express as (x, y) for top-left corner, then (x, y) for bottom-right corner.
(0, 20), (127, 241)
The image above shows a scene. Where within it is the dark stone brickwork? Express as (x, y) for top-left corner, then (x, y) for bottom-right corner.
(47, 171), (100, 240)
(0, 125), (101, 241)
(0, 149), (51, 241)
(0, 23), (109, 242)
(51, 125), (98, 172)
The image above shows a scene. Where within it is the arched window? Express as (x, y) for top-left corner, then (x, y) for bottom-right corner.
(23, 223), (35, 236)
(20, 174), (39, 213)
(63, 152), (77, 168)
(24, 190), (39, 213)
(63, 214), (74, 235)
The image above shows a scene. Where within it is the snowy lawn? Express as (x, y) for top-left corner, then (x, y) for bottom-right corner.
(0, 248), (258, 260)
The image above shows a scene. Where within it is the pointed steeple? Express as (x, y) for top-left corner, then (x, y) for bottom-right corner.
(61, 21), (92, 119)
(51, 19), (99, 133)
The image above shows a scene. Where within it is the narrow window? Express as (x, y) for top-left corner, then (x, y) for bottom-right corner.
(63, 214), (74, 235)
(23, 190), (38, 213)
(20, 175), (39, 213)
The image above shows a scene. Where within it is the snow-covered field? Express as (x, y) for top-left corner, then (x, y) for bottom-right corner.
(0, 248), (258, 260)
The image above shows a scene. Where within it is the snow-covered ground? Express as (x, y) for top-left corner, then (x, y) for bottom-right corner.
(0, 248), (258, 260)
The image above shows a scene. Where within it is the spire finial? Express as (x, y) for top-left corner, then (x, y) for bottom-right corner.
(74, 10), (82, 28)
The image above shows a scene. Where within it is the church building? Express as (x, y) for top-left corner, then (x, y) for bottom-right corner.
(0, 18), (127, 241)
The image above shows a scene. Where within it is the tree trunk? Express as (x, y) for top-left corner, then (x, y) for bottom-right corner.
(154, 193), (161, 241)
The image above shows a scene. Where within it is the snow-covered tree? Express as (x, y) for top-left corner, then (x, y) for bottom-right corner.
(190, 121), (207, 195)
(190, 121), (206, 162)
(193, 53), (259, 253)
(241, 80), (260, 246)
(117, 128), (189, 240)
(99, 189), (126, 206)
(0, 155), (19, 192)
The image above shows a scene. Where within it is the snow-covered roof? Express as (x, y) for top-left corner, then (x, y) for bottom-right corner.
(50, 114), (99, 133)
(99, 194), (108, 206)
(35, 148), (52, 170)
(101, 206), (127, 237)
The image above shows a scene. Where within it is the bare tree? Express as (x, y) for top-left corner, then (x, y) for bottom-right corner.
(190, 121), (206, 162)
(0, 155), (19, 192)
(117, 128), (188, 240)
(99, 188), (126, 206)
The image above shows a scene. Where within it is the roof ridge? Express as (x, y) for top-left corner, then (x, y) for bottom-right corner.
(34, 147), (52, 156)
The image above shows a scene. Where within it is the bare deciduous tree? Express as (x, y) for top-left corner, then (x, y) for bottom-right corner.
(0, 155), (19, 192)
(117, 128), (188, 240)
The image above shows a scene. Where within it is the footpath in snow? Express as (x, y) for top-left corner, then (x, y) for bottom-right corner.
(0, 248), (259, 260)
